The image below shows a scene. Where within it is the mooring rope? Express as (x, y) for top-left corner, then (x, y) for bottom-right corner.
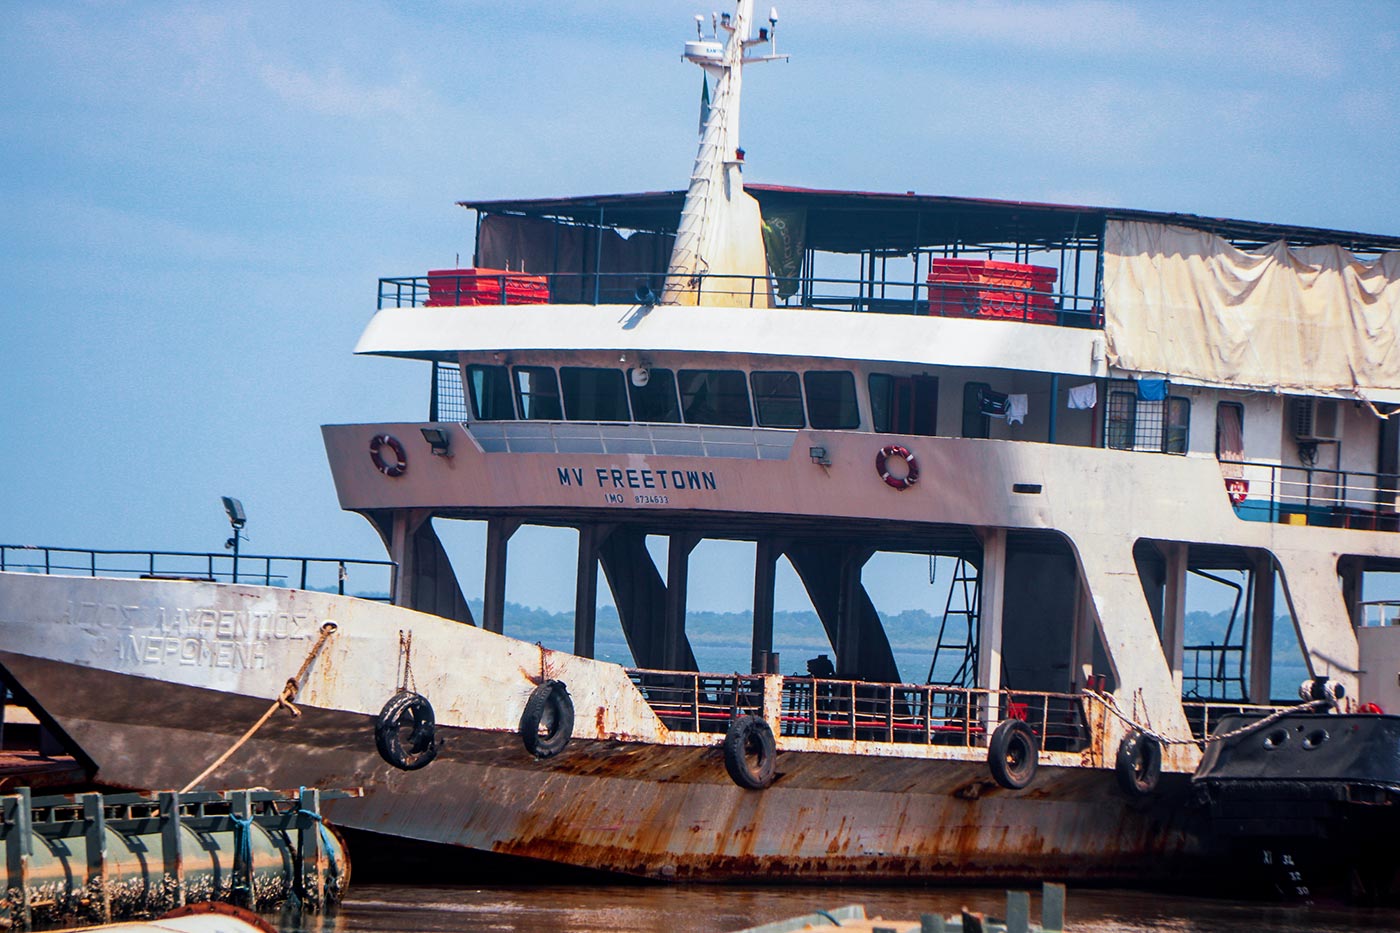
(180, 622), (338, 793)
(1081, 687), (1331, 749)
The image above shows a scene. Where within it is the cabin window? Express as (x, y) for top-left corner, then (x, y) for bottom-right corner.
(1165, 397), (1191, 454)
(871, 373), (938, 435)
(1106, 390), (1136, 449)
(1106, 384), (1191, 453)
(751, 371), (805, 428)
(466, 364), (515, 420)
(1216, 402), (1244, 461)
(628, 368), (681, 423)
(561, 367), (630, 422)
(804, 371), (859, 429)
(513, 366), (563, 420)
(679, 370), (752, 426)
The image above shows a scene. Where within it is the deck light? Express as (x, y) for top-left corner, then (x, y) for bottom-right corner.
(221, 496), (246, 584)
(421, 426), (452, 457)
(221, 496), (246, 529)
(809, 446), (830, 466)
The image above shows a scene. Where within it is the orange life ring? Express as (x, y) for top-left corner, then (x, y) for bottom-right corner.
(875, 445), (919, 490)
(1360, 702), (1384, 715)
(370, 434), (407, 477)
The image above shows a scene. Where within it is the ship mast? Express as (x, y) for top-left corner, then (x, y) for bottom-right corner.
(661, 1), (787, 307)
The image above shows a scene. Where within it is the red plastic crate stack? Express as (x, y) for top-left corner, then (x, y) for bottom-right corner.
(425, 268), (550, 306)
(927, 259), (1058, 323)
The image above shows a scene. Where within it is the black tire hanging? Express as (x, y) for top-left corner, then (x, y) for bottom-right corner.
(987, 718), (1039, 790)
(375, 690), (438, 771)
(723, 715), (777, 790)
(1115, 731), (1163, 797)
(520, 680), (574, 759)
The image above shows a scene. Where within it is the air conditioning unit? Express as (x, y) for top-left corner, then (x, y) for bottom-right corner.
(1290, 397), (1341, 442)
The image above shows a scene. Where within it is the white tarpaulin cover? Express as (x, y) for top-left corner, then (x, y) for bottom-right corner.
(1103, 220), (1400, 398)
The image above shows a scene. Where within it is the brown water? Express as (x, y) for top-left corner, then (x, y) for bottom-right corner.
(282, 883), (1400, 933)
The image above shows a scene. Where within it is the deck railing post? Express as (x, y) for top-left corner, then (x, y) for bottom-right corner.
(3, 789), (33, 932)
(159, 791), (185, 909)
(230, 790), (252, 909)
(297, 786), (324, 912)
(82, 792), (110, 923)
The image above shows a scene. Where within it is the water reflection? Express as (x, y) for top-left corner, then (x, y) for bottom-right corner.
(281, 883), (1400, 933)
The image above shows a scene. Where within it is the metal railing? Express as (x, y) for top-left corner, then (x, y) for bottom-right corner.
(1360, 599), (1400, 627)
(0, 545), (396, 601)
(378, 271), (1103, 328)
(780, 679), (1090, 751)
(1222, 459), (1400, 531)
(1182, 701), (1277, 743)
(467, 421), (797, 460)
(624, 669), (1092, 752)
(627, 670), (764, 733)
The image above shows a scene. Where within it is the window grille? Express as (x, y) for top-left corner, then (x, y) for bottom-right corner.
(432, 362), (469, 421)
(1105, 380), (1190, 454)
(1106, 390), (1136, 449)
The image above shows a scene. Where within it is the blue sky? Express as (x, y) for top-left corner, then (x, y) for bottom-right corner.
(3, 1), (1398, 614)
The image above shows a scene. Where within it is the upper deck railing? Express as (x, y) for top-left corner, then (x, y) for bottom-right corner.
(377, 270), (1104, 329)
(1222, 460), (1400, 531)
(0, 545), (397, 601)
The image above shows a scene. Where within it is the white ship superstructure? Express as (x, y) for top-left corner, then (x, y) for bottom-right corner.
(3, 0), (1400, 894)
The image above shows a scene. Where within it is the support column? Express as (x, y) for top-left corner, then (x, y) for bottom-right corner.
(835, 549), (873, 679)
(1159, 542), (1188, 693)
(663, 534), (700, 671)
(1338, 555), (1364, 630)
(483, 518), (522, 635)
(751, 539), (780, 674)
(598, 527), (696, 670)
(574, 525), (612, 659)
(786, 543), (901, 683)
(976, 528), (1008, 729)
(1247, 554), (1276, 704)
(387, 509), (433, 610)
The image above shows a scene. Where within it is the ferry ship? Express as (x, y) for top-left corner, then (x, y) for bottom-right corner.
(3, 1), (1400, 893)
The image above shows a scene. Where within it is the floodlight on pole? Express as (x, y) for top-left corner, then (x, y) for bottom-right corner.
(221, 496), (246, 583)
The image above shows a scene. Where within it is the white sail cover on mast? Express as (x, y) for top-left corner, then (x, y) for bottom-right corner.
(662, 1), (781, 308)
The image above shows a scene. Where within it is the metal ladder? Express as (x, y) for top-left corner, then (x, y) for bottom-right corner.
(928, 556), (980, 688)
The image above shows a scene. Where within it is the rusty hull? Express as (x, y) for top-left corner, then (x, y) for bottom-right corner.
(0, 571), (1202, 884)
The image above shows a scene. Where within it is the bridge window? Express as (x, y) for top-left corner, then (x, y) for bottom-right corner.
(628, 368), (681, 423)
(561, 367), (630, 422)
(804, 371), (859, 429)
(751, 371), (805, 428)
(679, 370), (753, 426)
(466, 364), (515, 420)
(513, 366), (563, 420)
(870, 373), (938, 435)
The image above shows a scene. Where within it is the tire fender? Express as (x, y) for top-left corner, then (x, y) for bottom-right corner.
(1115, 731), (1162, 797)
(375, 691), (438, 771)
(520, 680), (575, 758)
(987, 718), (1038, 790)
(723, 714), (777, 790)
